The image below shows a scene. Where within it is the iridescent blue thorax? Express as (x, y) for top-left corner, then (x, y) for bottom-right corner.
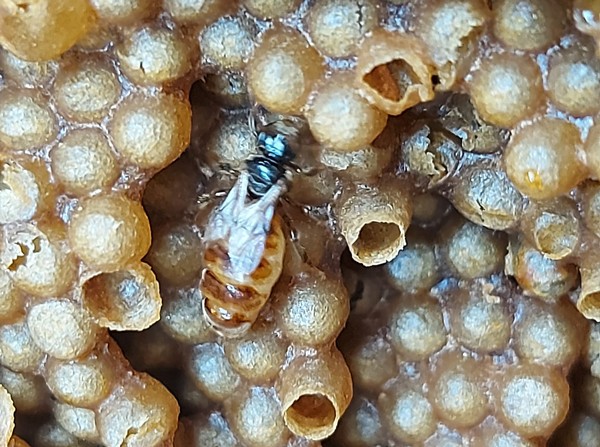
(246, 132), (295, 199)
(257, 132), (295, 162)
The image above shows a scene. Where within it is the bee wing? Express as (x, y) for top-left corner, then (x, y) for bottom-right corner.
(226, 182), (285, 281)
(203, 171), (250, 243)
(226, 226), (269, 281)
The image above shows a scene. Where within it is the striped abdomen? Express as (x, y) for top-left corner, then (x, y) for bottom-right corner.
(200, 214), (285, 337)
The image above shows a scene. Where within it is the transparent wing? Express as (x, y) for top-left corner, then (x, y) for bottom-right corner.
(226, 181), (284, 280)
(203, 171), (285, 282)
(203, 171), (249, 243)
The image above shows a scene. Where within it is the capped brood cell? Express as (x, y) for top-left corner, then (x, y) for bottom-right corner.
(248, 26), (324, 115)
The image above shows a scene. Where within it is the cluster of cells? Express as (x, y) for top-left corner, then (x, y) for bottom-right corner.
(1, 0), (600, 446)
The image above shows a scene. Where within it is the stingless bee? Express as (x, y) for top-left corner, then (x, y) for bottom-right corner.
(199, 113), (306, 337)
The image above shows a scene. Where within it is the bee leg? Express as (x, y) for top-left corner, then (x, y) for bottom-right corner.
(279, 194), (328, 223)
(196, 189), (228, 205)
(196, 193), (211, 205)
(217, 163), (241, 178)
(278, 210), (315, 266)
(279, 211), (299, 242)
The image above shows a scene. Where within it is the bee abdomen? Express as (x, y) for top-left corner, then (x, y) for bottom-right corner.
(200, 269), (266, 336)
(200, 215), (285, 337)
(201, 269), (263, 309)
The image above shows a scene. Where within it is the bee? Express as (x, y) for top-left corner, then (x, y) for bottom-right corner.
(199, 115), (303, 337)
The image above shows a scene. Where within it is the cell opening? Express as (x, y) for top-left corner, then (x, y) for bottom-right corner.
(83, 271), (143, 321)
(81, 265), (160, 331)
(7, 236), (41, 271)
(363, 59), (419, 102)
(580, 291), (600, 318)
(534, 215), (578, 259)
(286, 393), (336, 431)
(353, 222), (402, 256)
